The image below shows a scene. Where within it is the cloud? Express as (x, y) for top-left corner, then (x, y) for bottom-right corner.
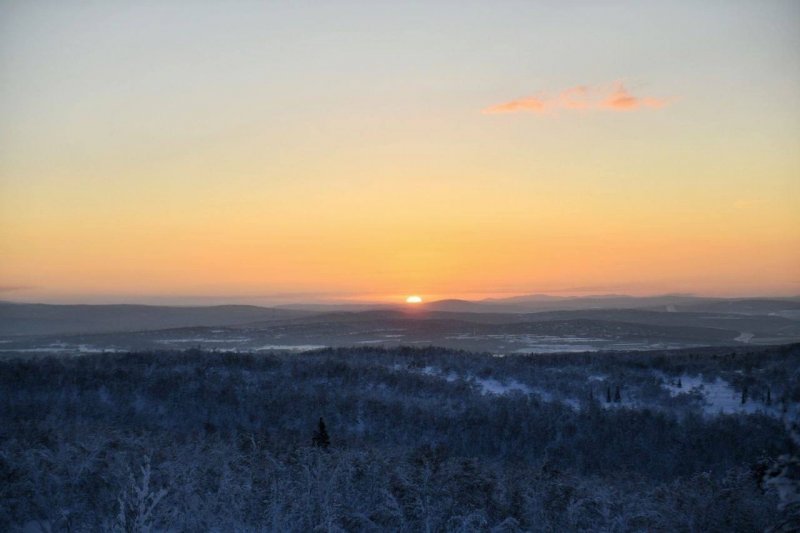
(483, 83), (668, 114)
(601, 83), (667, 110)
(482, 96), (548, 114)
(0, 285), (34, 293)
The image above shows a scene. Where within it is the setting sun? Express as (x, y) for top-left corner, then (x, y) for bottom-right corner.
(405, 295), (423, 304)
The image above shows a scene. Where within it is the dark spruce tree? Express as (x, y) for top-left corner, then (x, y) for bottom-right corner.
(614, 385), (621, 403)
(312, 417), (331, 449)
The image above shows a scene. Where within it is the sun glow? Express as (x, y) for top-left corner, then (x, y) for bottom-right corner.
(405, 295), (423, 304)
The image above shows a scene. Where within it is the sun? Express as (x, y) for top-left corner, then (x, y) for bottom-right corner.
(405, 295), (423, 304)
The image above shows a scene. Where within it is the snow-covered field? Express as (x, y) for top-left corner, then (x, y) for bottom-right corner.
(155, 337), (252, 344)
(253, 344), (327, 352)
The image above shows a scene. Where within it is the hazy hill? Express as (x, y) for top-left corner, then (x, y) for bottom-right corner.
(666, 298), (800, 315)
(477, 293), (707, 310)
(0, 302), (309, 336)
(3, 296), (800, 346)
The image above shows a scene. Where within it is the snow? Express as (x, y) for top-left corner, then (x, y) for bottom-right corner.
(414, 366), (581, 406)
(474, 377), (531, 395)
(252, 344), (327, 352)
(0, 344), (125, 354)
(511, 344), (599, 354)
(662, 374), (779, 417)
(155, 338), (251, 344)
(404, 365), (789, 419)
(420, 366), (459, 382)
(443, 333), (693, 354)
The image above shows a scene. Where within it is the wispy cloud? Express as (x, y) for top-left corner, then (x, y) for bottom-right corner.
(483, 83), (668, 114)
(601, 83), (667, 110)
(482, 96), (548, 114)
(0, 285), (35, 293)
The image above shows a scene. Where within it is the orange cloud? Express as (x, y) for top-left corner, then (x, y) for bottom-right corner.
(483, 83), (668, 114)
(558, 85), (592, 110)
(482, 96), (547, 114)
(601, 83), (667, 110)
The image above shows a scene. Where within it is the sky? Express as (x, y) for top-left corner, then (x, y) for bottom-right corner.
(1, 0), (799, 305)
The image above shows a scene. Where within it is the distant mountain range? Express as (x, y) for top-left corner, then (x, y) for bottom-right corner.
(422, 294), (800, 314)
(0, 302), (309, 336)
(2, 294), (799, 338)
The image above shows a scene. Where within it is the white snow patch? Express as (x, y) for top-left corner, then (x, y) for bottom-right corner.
(474, 378), (531, 396)
(155, 338), (251, 344)
(420, 366), (459, 382)
(414, 366), (582, 407)
(0, 344), (125, 354)
(662, 374), (778, 417)
(252, 344), (326, 352)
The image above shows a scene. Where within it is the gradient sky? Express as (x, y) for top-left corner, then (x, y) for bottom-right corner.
(1, 1), (799, 304)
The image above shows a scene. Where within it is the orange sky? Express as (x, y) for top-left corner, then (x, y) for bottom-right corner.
(1, 2), (799, 304)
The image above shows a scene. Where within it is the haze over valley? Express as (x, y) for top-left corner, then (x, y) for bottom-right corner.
(3, 294), (800, 356)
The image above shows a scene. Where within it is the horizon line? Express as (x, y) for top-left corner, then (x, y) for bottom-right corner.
(3, 292), (800, 308)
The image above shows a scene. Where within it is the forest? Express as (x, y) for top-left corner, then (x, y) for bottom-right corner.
(1, 344), (798, 532)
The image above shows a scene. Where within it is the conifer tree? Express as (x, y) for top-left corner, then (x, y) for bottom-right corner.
(312, 417), (331, 449)
(614, 385), (621, 403)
